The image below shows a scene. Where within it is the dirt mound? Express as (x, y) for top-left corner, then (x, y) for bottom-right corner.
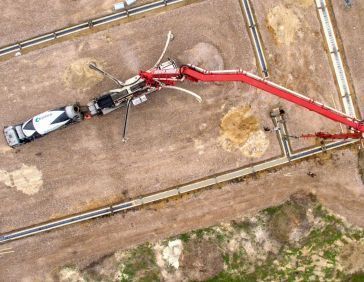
(267, 5), (301, 45)
(268, 193), (314, 244)
(180, 239), (223, 281)
(178, 42), (224, 70)
(0, 164), (43, 195)
(269, 204), (307, 243)
(220, 107), (269, 158)
(63, 58), (104, 90)
(284, 0), (313, 8)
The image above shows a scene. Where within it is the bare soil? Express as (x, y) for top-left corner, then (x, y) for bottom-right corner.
(0, 0), (155, 46)
(0, 0), (363, 280)
(0, 0), (282, 234)
(253, 0), (344, 151)
(269, 198), (310, 243)
(220, 107), (259, 145)
(1, 148), (363, 281)
(285, 0), (313, 8)
(54, 191), (364, 281)
(0, 164), (43, 195)
(178, 42), (224, 70)
(331, 1), (364, 117)
(358, 149), (364, 184)
(220, 107), (270, 158)
(340, 241), (364, 274)
(63, 58), (104, 90)
(267, 5), (301, 45)
(180, 239), (224, 281)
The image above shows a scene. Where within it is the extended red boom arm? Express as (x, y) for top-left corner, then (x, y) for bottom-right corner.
(140, 65), (363, 138)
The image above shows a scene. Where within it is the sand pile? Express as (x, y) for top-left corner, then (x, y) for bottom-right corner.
(178, 42), (224, 70)
(267, 5), (301, 45)
(220, 107), (269, 158)
(0, 164), (43, 195)
(63, 58), (104, 90)
(221, 107), (259, 145)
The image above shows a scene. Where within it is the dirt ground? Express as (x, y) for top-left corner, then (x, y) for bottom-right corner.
(0, 148), (363, 281)
(0, 0), (155, 46)
(0, 0), (284, 233)
(0, 0), (363, 280)
(179, 239), (224, 280)
(253, 0), (344, 151)
(331, 1), (364, 117)
(65, 193), (363, 281)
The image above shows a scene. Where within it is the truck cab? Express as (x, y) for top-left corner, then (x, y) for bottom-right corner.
(3, 105), (81, 147)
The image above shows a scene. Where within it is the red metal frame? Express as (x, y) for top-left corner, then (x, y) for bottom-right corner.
(301, 132), (362, 140)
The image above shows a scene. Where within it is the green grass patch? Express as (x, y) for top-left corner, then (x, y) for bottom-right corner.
(349, 272), (364, 282)
(59, 196), (364, 282)
(231, 219), (251, 231)
(264, 204), (283, 216)
(120, 243), (160, 282)
(178, 232), (190, 242)
(305, 224), (342, 248)
(193, 227), (215, 239)
(323, 249), (337, 262)
(206, 271), (241, 282)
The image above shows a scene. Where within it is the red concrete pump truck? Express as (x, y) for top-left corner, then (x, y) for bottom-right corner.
(4, 32), (362, 148)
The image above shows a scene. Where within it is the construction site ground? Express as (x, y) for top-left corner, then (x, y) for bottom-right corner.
(0, 0), (363, 280)
(331, 1), (364, 117)
(1, 148), (363, 280)
(0, 0), (286, 233)
(0, 0), (155, 46)
(253, 0), (344, 151)
(56, 193), (364, 281)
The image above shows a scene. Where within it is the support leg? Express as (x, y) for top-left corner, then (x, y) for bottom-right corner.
(122, 99), (132, 142)
(89, 62), (124, 87)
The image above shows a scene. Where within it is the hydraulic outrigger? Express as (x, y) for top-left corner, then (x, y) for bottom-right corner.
(3, 31), (363, 148)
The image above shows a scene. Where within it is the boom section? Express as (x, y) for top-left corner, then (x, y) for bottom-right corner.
(142, 65), (364, 134)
